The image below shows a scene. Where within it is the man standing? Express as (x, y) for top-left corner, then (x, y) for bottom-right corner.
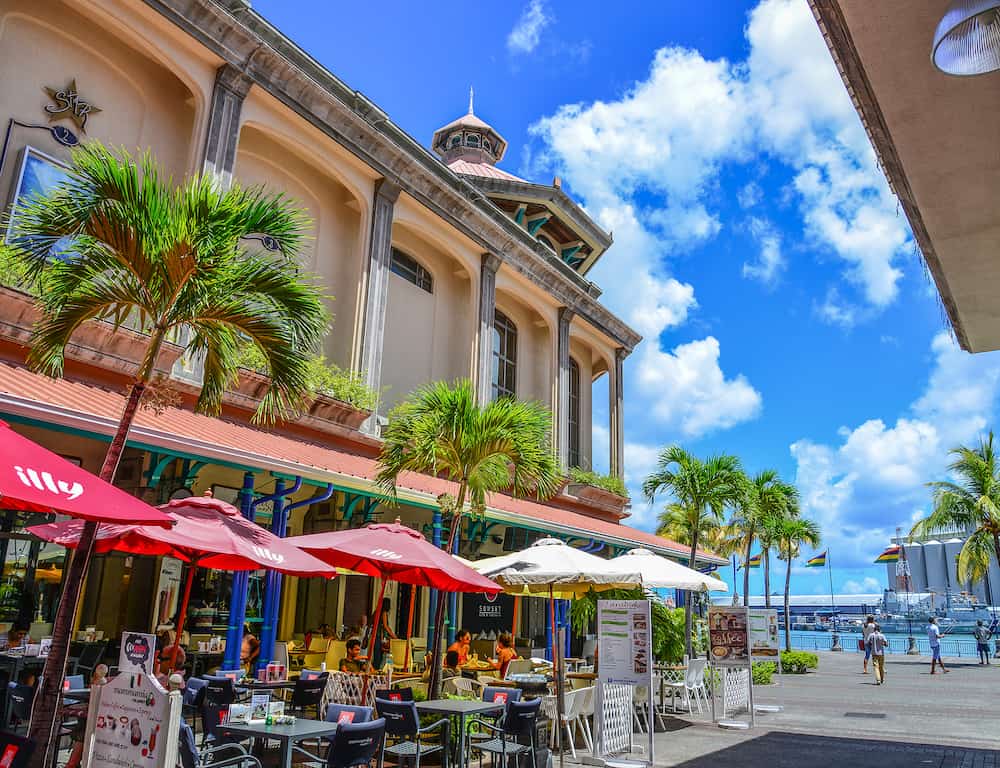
(974, 619), (992, 665)
(927, 617), (948, 674)
(862, 615), (876, 674)
(867, 623), (888, 685)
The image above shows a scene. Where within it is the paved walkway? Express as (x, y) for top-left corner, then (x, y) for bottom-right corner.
(638, 651), (1000, 766)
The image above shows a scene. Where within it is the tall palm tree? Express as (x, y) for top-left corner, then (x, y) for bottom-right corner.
(774, 516), (821, 651)
(10, 143), (328, 766)
(643, 447), (743, 656)
(752, 471), (799, 608)
(715, 474), (759, 606)
(375, 379), (562, 696)
(913, 432), (1000, 588)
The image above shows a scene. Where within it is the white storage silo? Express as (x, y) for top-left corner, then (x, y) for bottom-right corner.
(904, 543), (926, 592)
(943, 538), (965, 592)
(922, 540), (948, 594)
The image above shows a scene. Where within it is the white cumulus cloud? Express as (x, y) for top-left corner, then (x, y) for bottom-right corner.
(507, 0), (552, 55)
(743, 217), (785, 285)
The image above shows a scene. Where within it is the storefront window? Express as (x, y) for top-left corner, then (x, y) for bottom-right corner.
(0, 510), (65, 626)
(5, 146), (74, 261)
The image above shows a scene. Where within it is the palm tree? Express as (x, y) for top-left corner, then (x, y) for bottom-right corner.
(913, 432), (1000, 588)
(715, 474), (758, 606)
(752, 471), (799, 608)
(10, 143), (328, 765)
(774, 516), (821, 651)
(643, 447), (744, 656)
(375, 379), (562, 696)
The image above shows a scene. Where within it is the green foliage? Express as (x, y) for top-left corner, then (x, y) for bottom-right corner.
(9, 143), (329, 422)
(780, 650), (818, 673)
(752, 662), (776, 685)
(568, 467), (628, 497)
(0, 244), (36, 291)
(569, 590), (686, 664)
(913, 431), (1000, 584)
(235, 344), (379, 412)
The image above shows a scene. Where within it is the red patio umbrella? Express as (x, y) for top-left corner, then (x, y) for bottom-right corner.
(0, 420), (172, 526)
(29, 492), (336, 667)
(288, 519), (500, 669)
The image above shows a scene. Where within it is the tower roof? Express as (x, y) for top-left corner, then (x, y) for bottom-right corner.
(432, 89), (508, 166)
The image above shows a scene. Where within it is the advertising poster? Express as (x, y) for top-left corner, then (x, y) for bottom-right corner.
(152, 558), (183, 631)
(707, 606), (749, 666)
(748, 608), (780, 659)
(83, 673), (178, 768)
(119, 632), (157, 675)
(596, 599), (652, 687)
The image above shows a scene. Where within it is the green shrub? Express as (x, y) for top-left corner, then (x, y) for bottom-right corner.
(568, 466), (628, 497)
(752, 662), (776, 685)
(781, 650), (818, 673)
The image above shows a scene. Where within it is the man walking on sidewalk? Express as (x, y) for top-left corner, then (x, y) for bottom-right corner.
(927, 617), (948, 674)
(867, 623), (888, 685)
(974, 619), (992, 665)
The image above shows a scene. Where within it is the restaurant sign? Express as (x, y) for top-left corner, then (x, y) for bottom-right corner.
(119, 631), (157, 675)
(707, 606), (750, 666)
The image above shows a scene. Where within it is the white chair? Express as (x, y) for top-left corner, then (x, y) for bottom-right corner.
(541, 689), (589, 759)
(664, 659), (709, 715)
(451, 676), (481, 697)
(505, 659), (533, 678)
(574, 686), (595, 753)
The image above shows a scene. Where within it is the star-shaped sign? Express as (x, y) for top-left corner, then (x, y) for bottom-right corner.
(43, 79), (101, 133)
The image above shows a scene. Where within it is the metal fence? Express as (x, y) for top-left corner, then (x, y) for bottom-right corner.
(788, 630), (987, 658)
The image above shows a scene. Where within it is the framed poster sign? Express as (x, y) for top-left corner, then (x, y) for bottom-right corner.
(748, 608), (780, 659)
(707, 606), (749, 666)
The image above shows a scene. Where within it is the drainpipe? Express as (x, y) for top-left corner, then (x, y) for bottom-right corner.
(224, 472), (256, 670)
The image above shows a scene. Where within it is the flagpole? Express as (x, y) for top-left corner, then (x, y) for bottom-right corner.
(828, 550), (842, 652)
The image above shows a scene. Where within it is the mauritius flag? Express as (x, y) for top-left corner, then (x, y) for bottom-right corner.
(805, 551), (827, 568)
(746, 553), (762, 569)
(875, 545), (901, 564)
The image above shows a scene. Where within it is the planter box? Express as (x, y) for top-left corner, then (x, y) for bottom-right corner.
(308, 394), (371, 430)
(566, 482), (629, 506)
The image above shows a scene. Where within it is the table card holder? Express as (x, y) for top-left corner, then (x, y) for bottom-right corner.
(250, 694), (270, 723)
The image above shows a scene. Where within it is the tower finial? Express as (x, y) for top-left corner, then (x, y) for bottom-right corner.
(468, 86), (474, 115)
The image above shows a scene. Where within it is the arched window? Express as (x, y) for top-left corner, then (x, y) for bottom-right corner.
(449, 133), (462, 148)
(466, 133), (481, 148)
(390, 248), (433, 293)
(568, 358), (581, 467)
(492, 310), (517, 400)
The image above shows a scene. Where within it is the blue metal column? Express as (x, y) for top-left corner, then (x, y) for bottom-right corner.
(427, 509), (442, 654)
(224, 472), (255, 669)
(257, 479), (286, 671)
(448, 525), (459, 644)
(562, 600), (571, 659)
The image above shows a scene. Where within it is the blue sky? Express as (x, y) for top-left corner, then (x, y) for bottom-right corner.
(255, 0), (1000, 598)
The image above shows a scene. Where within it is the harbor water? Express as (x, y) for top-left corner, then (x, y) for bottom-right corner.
(787, 629), (994, 658)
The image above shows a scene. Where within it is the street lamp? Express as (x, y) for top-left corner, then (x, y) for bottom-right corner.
(932, 0), (1000, 75)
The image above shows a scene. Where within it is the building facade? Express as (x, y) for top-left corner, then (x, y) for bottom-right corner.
(0, 0), (723, 655)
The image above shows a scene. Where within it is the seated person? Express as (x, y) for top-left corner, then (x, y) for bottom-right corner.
(240, 624), (260, 671)
(421, 650), (461, 683)
(0, 625), (28, 651)
(340, 638), (370, 673)
(495, 633), (517, 677)
(156, 629), (186, 675)
(447, 629), (471, 666)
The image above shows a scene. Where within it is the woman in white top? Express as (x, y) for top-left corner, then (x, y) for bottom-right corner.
(862, 615), (876, 674)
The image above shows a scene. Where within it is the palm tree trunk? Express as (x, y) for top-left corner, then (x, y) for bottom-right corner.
(427, 482), (467, 699)
(764, 548), (772, 608)
(783, 542), (793, 652)
(743, 540), (752, 607)
(686, 531), (698, 658)
(28, 380), (146, 768)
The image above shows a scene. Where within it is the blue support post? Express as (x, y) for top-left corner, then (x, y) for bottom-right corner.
(448, 528), (459, 644)
(257, 480), (286, 672)
(562, 600), (571, 659)
(224, 472), (256, 670)
(427, 509), (442, 654)
(545, 602), (553, 661)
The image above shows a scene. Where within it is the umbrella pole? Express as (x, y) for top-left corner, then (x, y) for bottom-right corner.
(511, 595), (520, 638)
(169, 562), (197, 671)
(370, 578), (389, 669)
(405, 587), (416, 670)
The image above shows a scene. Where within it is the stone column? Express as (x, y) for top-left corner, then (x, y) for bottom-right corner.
(609, 347), (627, 479)
(202, 63), (252, 184)
(555, 307), (575, 470)
(359, 179), (401, 431)
(474, 253), (502, 406)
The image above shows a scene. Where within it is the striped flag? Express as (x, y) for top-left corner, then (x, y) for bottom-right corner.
(805, 551), (827, 568)
(874, 545), (901, 564)
(745, 553), (762, 569)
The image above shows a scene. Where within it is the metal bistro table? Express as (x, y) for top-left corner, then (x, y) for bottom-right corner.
(416, 698), (503, 768)
(219, 719), (340, 768)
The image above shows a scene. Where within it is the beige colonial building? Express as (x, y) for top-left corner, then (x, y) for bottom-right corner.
(0, 0), (723, 652)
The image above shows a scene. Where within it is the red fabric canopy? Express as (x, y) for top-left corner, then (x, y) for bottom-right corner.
(28, 493), (336, 578)
(0, 420), (172, 526)
(289, 520), (501, 594)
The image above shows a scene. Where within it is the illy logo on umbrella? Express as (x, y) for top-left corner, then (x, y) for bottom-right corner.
(14, 466), (83, 500)
(251, 546), (285, 564)
(370, 548), (402, 560)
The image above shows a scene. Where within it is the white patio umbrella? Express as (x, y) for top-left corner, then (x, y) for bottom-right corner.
(607, 548), (729, 592)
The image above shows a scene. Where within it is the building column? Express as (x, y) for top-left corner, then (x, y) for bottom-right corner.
(202, 63), (252, 184)
(608, 347), (627, 480)
(555, 307), (575, 470)
(474, 253), (502, 406)
(359, 179), (401, 431)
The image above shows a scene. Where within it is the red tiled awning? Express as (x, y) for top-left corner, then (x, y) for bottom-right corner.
(0, 362), (724, 564)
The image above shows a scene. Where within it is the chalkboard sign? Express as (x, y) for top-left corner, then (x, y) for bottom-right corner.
(461, 592), (514, 635)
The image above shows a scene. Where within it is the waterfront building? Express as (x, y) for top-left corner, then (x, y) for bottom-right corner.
(0, 0), (724, 654)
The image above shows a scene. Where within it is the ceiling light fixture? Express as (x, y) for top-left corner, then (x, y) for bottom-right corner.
(932, 0), (1000, 75)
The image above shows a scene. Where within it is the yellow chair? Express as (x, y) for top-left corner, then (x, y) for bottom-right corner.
(325, 640), (347, 672)
(303, 637), (329, 669)
(389, 639), (411, 669)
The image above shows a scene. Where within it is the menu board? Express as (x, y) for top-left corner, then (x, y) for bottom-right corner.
(82, 673), (180, 768)
(707, 606), (749, 666)
(597, 599), (652, 687)
(748, 609), (780, 659)
(152, 558), (183, 631)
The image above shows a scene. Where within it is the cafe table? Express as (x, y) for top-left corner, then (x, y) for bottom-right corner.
(186, 650), (225, 677)
(416, 698), (503, 768)
(219, 718), (340, 768)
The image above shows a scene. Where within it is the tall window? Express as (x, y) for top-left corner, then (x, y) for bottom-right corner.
(568, 358), (581, 467)
(390, 248), (433, 293)
(492, 310), (517, 400)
